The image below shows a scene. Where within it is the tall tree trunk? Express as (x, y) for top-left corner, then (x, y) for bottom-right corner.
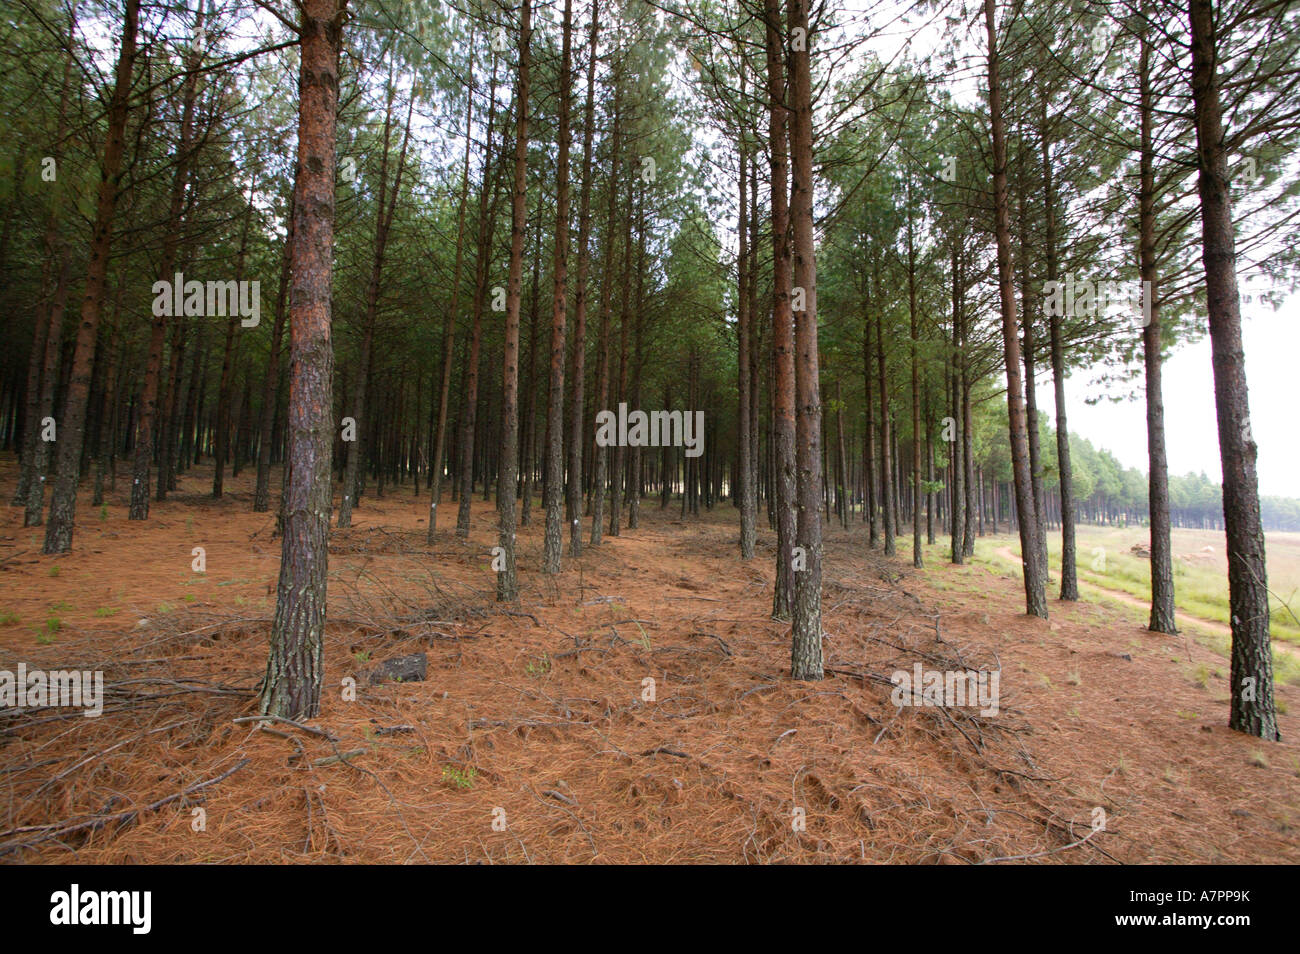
(877, 302), (895, 557)
(982, 0), (1046, 616)
(1139, 19), (1174, 630)
(627, 186), (647, 530)
(339, 83), (412, 528)
(456, 57), (503, 537)
(765, 0), (796, 620)
(214, 200), (252, 498)
(260, 0), (347, 720)
(130, 10), (202, 519)
(1188, 0), (1276, 739)
(520, 231), (542, 526)
(43, 0), (140, 554)
(567, 1), (600, 557)
(428, 39), (476, 540)
(254, 193), (294, 512)
(589, 83), (622, 548)
(863, 297), (879, 548)
(962, 349), (975, 557)
(836, 379), (849, 530)
(542, 0), (572, 572)
(907, 189), (922, 568)
(496, 0), (531, 601)
(1042, 94), (1077, 600)
(16, 20), (76, 513)
(949, 239), (965, 565)
(737, 73), (756, 559)
(608, 175), (633, 538)
(788, 0), (823, 681)
(1018, 191), (1048, 588)
(24, 252), (73, 526)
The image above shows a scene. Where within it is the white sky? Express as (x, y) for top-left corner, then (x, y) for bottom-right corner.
(1036, 293), (1300, 497)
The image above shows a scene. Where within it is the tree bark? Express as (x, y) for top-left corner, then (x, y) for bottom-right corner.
(737, 71), (756, 559)
(339, 83), (412, 528)
(566, 1), (600, 558)
(428, 40), (477, 539)
(1139, 18), (1174, 630)
(130, 11), (202, 519)
(254, 193), (294, 513)
(1188, 0), (1276, 739)
(788, 0), (823, 680)
(542, 0), (572, 572)
(43, 0), (140, 554)
(456, 57), (503, 537)
(982, 0), (1046, 616)
(496, 0), (531, 602)
(260, 0), (347, 720)
(765, 0), (796, 620)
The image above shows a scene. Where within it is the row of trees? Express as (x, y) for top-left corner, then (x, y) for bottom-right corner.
(1, 0), (1292, 739)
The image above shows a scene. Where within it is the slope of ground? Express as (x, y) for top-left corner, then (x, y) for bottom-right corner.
(1, 458), (1297, 863)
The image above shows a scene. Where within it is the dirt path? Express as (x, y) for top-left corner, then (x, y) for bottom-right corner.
(990, 545), (1300, 660)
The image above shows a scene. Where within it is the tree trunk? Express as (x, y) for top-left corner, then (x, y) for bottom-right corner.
(542, 0), (572, 572)
(260, 0), (347, 720)
(456, 58), (503, 537)
(1188, 0), (1276, 739)
(130, 11), (201, 519)
(765, 0), (796, 620)
(43, 0), (139, 554)
(496, 0), (530, 602)
(1139, 19), (1174, 630)
(427, 40), (476, 540)
(339, 83), (412, 528)
(983, 0), (1046, 616)
(788, 0), (823, 681)
(877, 302), (895, 557)
(567, 2), (601, 557)
(254, 194), (294, 512)
(214, 200), (252, 498)
(950, 240), (965, 565)
(589, 84), (622, 548)
(907, 190), (923, 568)
(863, 296), (879, 549)
(737, 75), (756, 559)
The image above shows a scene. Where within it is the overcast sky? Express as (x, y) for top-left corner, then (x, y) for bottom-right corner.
(1036, 293), (1300, 498)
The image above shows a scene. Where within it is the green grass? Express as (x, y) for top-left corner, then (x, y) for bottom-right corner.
(93, 606), (118, 618)
(442, 765), (477, 789)
(0, 610), (19, 626)
(913, 527), (1300, 686)
(38, 615), (61, 643)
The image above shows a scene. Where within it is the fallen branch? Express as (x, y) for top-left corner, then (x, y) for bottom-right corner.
(0, 758), (251, 856)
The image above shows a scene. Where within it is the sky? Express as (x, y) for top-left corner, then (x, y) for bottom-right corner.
(1035, 293), (1300, 498)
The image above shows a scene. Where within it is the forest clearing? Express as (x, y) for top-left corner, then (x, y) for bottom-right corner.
(1, 458), (1297, 864)
(1, 0), (1299, 887)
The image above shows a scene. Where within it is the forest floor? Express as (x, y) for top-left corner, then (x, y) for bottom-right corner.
(1, 456), (1298, 864)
